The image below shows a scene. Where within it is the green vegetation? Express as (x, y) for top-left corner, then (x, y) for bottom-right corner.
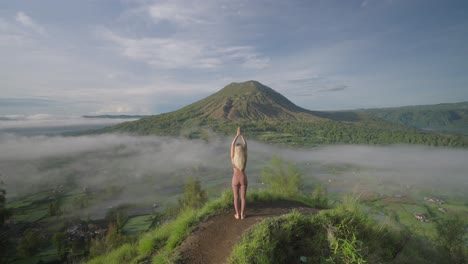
(85, 189), (324, 264)
(360, 101), (468, 135)
(311, 184), (328, 208)
(86, 190), (233, 264)
(0, 182), (11, 227)
(177, 177), (208, 210)
(52, 232), (68, 261)
(17, 230), (44, 257)
(85, 159), (322, 264)
(96, 81), (468, 147)
(229, 195), (454, 264)
(436, 214), (467, 263)
(0, 181), (12, 264)
(261, 156), (303, 196)
(123, 215), (155, 236)
(4, 135), (467, 263)
(89, 223), (125, 258)
(47, 199), (61, 216)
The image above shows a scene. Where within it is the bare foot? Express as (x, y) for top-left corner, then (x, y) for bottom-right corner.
(241, 214), (245, 219)
(234, 214), (239, 219)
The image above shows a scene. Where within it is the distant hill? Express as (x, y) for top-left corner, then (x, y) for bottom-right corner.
(358, 102), (468, 135)
(97, 81), (467, 147)
(83, 115), (148, 119)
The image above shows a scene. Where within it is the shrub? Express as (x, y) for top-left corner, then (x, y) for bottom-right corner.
(436, 214), (468, 264)
(17, 230), (43, 257)
(230, 196), (406, 264)
(178, 177), (208, 210)
(261, 156), (303, 196)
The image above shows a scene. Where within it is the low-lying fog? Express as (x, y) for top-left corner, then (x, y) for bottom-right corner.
(0, 115), (138, 136)
(1, 133), (467, 205)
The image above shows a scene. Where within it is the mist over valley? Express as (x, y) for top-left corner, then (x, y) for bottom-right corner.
(1, 83), (467, 264)
(2, 132), (467, 218)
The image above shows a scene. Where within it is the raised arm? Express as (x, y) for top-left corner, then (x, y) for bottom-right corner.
(231, 127), (241, 160)
(240, 134), (247, 167)
(240, 135), (247, 155)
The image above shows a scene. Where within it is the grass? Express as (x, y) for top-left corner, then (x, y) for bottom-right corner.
(85, 189), (321, 264)
(86, 243), (137, 264)
(123, 215), (154, 235)
(83, 182), (464, 264)
(229, 195), (450, 264)
(86, 190), (233, 264)
(230, 211), (328, 264)
(8, 191), (50, 205)
(10, 245), (60, 264)
(12, 206), (48, 222)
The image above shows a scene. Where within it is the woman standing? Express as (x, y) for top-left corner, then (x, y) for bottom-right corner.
(231, 127), (248, 219)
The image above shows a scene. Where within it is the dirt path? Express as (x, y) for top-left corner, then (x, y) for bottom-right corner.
(177, 201), (319, 264)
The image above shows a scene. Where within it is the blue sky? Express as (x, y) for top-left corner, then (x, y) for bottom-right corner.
(1, 0), (467, 115)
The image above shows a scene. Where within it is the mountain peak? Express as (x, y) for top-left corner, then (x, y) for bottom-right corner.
(190, 80), (313, 121)
(216, 80), (270, 97)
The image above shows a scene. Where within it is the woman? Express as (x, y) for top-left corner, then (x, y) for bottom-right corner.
(231, 127), (248, 219)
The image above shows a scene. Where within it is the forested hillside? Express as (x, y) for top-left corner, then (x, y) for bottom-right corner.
(97, 81), (467, 147)
(359, 102), (468, 135)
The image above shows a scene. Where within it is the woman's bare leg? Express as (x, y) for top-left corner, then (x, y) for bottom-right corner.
(240, 185), (247, 219)
(232, 185), (240, 219)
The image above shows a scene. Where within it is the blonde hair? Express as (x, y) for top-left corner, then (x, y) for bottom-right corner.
(233, 144), (246, 170)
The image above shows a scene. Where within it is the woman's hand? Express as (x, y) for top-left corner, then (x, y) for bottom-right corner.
(236, 127), (241, 136)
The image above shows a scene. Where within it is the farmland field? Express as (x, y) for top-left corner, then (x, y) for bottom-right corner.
(122, 215), (154, 235)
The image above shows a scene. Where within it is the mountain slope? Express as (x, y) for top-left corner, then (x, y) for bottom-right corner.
(98, 81), (467, 147)
(151, 80), (329, 122)
(358, 102), (468, 135)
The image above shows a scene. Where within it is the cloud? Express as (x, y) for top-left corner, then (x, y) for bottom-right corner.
(286, 77), (324, 84)
(15, 11), (46, 35)
(0, 115), (138, 130)
(217, 46), (270, 70)
(104, 0), (270, 70)
(0, 98), (57, 107)
(316, 85), (348, 93)
(101, 30), (220, 69)
(101, 29), (269, 70)
(1, 133), (466, 210)
(278, 75), (348, 96)
(147, 2), (210, 25)
(96, 103), (149, 114)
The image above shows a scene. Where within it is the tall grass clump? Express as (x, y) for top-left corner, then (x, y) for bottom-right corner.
(230, 211), (328, 264)
(230, 194), (445, 264)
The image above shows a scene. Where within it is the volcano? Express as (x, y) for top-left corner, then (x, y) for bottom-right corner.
(97, 81), (466, 147)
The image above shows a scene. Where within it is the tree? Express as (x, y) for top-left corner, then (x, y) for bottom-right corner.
(178, 177), (208, 210)
(436, 214), (467, 264)
(48, 199), (61, 216)
(0, 180), (11, 227)
(52, 232), (69, 260)
(116, 211), (128, 234)
(89, 223), (123, 257)
(17, 230), (42, 257)
(261, 156), (303, 196)
(105, 207), (128, 234)
(72, 195), (89, 209)
(0, 180), (11, 264)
